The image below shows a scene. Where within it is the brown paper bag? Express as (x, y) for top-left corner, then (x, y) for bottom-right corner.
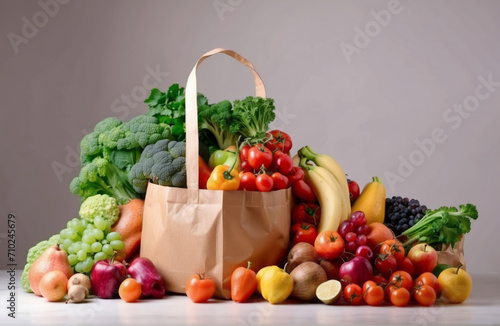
(140, 48), (292, 299)
(436, 237), (466, 270)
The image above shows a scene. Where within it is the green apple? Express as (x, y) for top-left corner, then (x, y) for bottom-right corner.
(437, 265), (472, 303)
(208, 146), (240, 170)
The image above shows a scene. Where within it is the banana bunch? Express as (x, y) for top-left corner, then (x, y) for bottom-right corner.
(298, 146), (350, 233)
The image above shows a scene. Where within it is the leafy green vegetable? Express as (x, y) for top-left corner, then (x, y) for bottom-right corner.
(79, 194), (120, 225)
(144, 84), (208, 141)
(402, 204), (478, 249)
(129, 139), (187, 194)
(232, 96), (276, 141)
(21, 234), (61, 292)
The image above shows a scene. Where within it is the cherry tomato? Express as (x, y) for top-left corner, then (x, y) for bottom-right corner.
(287, 167), (304, 187)
(186, 273), (216, 303)
(119, 278), (142, 303)
(363, 281), (385, 306)
(380, 239), (405, 259)
(314, 231), (345, 260)
(371, 274), (388, 286)
(240, 172), (257, 191)
(385, 284), (398, 299)
(240, 160), (253, 173)
(375, 254), (397, 277)
(247, 144), (273, 170)
(292, 180), (316, 203)
(240, 145), (251, 162)
(256, 174), (273, 192)
(414, 272), (440, 296)
(389, 271), (413, 291)
(344, 284), (363, 305)
(414, 284), (436, 306)
(265, 130), (292, 154)
(348, 179), (360, 203)
(271, 172), (288, 190)
(396, 256), (415, 277)
(291, 223), (317, 245)
(390, 287), (410, 307)
(291, 203), (321, 226)
(273, 151), (294, 175)
(362, 280), (377, 293)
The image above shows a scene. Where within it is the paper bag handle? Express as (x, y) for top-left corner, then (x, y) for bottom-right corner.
(185, 48), (267, 190)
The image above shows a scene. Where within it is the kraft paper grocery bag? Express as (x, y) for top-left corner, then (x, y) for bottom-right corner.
(437, 237), (466, 270)
(140, 48), (291, 299)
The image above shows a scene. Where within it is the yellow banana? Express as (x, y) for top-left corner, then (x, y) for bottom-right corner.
(312, 166), (350, 223)
(305, 169), (343, 233)
(299, 146), (350, 216)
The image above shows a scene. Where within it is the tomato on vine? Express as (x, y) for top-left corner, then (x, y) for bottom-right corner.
(265, 130), (292, 154)
(247, 144), (273, 170)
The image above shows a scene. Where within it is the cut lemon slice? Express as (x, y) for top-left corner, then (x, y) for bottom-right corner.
(316, 279), (342, 305)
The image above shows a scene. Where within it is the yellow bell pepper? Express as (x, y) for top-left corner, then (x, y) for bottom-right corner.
(206, 165), (240, 190)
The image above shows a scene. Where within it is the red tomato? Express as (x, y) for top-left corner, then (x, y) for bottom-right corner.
(287, 167), (305, 186)
(385, 284), (398, 299)
(380, 239), (405, 259)
(314, 231), (345, 260)
(240, 172), (257, 191)
(371, 274), (388, 287)
(292, 180), (316, 203)
(389, 271), (413, 291)
(375, 254), (397, 277)
(396, 256), (415, 277)
(414, 272), (440, 296)
(414, 284), (436, 306)
(240, 160), (253, 173)
(363, 281), (384, 306)
(265, 130), (292, 154)
(344, 284), (363, 305)
(256, 174), (273, 192)
(273, 151), (294, 175)
(247, 144), (273, 170)
(185, 273), (216, 303)
(240, 145), (251, 162)
(362, 280), (377, 293)
(291, 223), (317, 245)
(271, 172), (288, 190)
(291, 203), (321, 226)
(348, 179), (360, 203)
(390, 287), (410, 307)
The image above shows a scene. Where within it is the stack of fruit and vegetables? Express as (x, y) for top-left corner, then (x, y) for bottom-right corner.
(23, 82), (479, 307)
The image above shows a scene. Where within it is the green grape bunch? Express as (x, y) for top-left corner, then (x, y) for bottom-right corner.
(59, 217), (124, 274)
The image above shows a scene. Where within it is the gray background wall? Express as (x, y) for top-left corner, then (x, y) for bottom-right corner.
(1, 0), (499, 276)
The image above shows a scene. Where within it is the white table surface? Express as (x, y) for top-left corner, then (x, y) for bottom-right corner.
(1, 270), (499, 326)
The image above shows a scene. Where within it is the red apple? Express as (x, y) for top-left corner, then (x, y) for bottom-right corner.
(407, 243), (438, 275)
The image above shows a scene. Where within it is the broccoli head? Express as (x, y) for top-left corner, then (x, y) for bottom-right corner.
(198, 100), (240, 149)
(70, 156), (139, 204)
(79, 194), (120, 225)
(129, 139), (187, 193)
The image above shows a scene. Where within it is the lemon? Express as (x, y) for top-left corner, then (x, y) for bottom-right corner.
(259, 266), (293, 304)
(256, 266), (274, 293)
(316, 280), (342, 305)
